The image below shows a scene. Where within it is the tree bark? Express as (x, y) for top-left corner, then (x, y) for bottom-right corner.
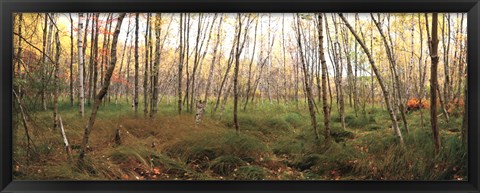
(462, 76), (467, 143)
(41, 14), (48, 111)
(204, 15), (223, 104)
(91, 14), (100, 106)
(116, 14), (131, 103)
(59, 116), (72, 161)
(144, 13), (150, 117)
(16, 13), (23, 98)
(78, 13), (85, 117)
(339, 13), (404, 145)
(69, 14), (74, 106)
(151, 13), (162, 117)
(371, 14), (409, 133)
(317, 13), (331, 142)
(296, 14), (320, 141)
(243, 18), (258, 111)
(428, 13), (441, 153)
(134, 13), (140, 115)
(233, 13), (243, 134)
(87, 14), (94, 105)
(79, 13), (126, 162)
(53, 31), (60, 130)
(178, 13), (184, 115)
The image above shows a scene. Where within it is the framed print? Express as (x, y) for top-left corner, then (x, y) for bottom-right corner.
(1, 0), (479, 192)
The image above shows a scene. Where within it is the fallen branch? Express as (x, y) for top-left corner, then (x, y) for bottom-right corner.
(13, 89), (35, 157)
(59, 115), (72, 161)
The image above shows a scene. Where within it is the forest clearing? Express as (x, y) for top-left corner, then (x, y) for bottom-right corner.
(12, 13), (467, 180)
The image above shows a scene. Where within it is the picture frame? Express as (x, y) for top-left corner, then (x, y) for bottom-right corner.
(1, 0), (479, 192)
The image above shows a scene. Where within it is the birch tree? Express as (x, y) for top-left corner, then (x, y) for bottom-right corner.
(339, 13), (404, 144)
(151, 13), (162, 117)
(78, 13), (85, 117)
(79, 13), (126, 162)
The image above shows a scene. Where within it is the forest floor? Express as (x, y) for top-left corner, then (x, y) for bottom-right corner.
(13, 99), (467, 180)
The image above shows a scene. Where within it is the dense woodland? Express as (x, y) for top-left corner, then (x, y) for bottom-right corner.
(13, 13), (467, 180)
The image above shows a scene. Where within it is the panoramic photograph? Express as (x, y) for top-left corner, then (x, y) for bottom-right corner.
(12, 13), (467, 180)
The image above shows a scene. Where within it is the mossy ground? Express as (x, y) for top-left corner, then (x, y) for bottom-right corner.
(13, 99), (467, 180)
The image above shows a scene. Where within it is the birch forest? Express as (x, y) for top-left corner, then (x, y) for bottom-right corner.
(13, 13), (467, 180)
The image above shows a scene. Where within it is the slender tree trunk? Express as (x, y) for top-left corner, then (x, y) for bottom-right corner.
(134, 13), (139, 115)
(92, 14), (100, 107)
(461, 77), (467, 143)
(178, 13), (184, 115)
(418, 13), (426, 127)
(282, 14), (288, 102)
(428, 13), (441, 153)
(151, 13), (162, 118)
(339, 13), (404, 144)
(200, 15), (223, 123)
(184, 14), (191, 112)
(81, 13), (89, 101)
(437, 86), (450, 122)
(233, 13), (243, 135)
(16, 13), (23, 98)
(296, 14), (320, 141)
(53, 31), (60, 130)
(88, 14), (96, 105)
(116, 14), (131, 103)
(317, 13), (331, 142)
(144, 13), (150, 117)
(105, 14), (114, 104)
(69, 14), (74, 106)
(78, 13), (85, 117)
(243, 19), (258, 111)
(371, 14), (409, 133)
(41, 14), (48, 111)
(443, 13), (451, 102)
(45, 13), (55, 109)
(126, 36), (131, 103)
(190, 13), (203, 112)
(214, 34), (236, 113)
(13, 90), (33, 162)
(59, 116), (72, 161)
(79, 13), (126, 162)
(455, 14), (465, 103)
(328, 15), (346, 130)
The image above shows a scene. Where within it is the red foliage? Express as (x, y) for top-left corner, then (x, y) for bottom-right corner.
(406, 98), (429, 112)
(111, 73), (128, 86)
(447, 98), (465, 114)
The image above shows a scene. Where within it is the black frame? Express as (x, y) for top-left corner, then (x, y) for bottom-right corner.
(1, 0), (479, 192)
